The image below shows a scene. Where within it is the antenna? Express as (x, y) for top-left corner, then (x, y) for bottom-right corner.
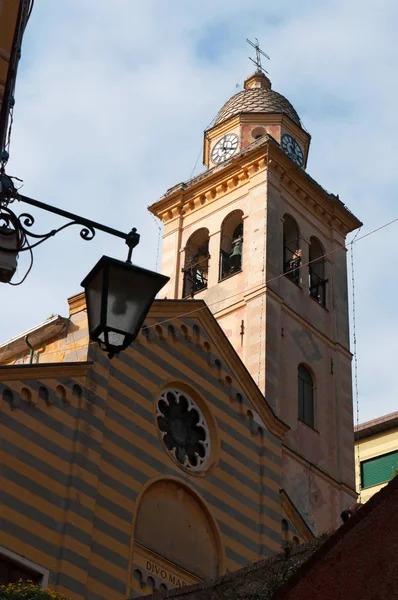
(246, 38), (270, 74)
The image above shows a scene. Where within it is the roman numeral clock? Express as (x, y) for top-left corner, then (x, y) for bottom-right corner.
(211, 133), (239, 164)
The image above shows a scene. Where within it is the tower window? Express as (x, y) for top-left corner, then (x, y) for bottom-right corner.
(283, 215), (301, 285)
(252, 126), (267, 140)
(309, 237), (327, 307)
(219, 210), (244, 281)
(182, 228), (210, 298)
(298, 364), (314, 428)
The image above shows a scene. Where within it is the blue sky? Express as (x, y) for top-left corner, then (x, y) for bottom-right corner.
(2, 0), (398, 422)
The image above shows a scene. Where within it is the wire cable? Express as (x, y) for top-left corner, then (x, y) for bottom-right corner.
(189, 60), (250, 180)
(257, 152), (268, 387)
(8, 241), (34, 286)
(144, 214), (398, 331)
(26, 0), (35, 27)
(350, 234), (361, 502)
(149, 212), (162, 271)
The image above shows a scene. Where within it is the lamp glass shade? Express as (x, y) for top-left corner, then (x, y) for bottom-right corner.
(81, 255), (169, 357)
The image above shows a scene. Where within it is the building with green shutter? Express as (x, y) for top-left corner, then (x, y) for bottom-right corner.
(355, 411), (398, 503)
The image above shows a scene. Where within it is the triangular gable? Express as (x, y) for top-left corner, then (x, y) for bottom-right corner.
(0, 295), (286, 438)
(146, 299), (289, 441)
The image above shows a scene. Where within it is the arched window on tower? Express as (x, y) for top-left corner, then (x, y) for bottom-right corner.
(219, 210), (244, 281)
(298, 364), (314, 428)
(309, 237), (327, 307)
(182, 228), (210, 298)
(283, 215), (301, 285)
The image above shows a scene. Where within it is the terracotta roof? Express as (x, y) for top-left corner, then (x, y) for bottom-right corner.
(214, 87), (301, 127)
(133, 537), (328, 600)
(0, 314), (68, 362)
(354, 411), (398, 440)
(135, 474), (398, 600)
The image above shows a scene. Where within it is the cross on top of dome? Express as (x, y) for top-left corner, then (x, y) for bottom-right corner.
(246, 37), (270, 75)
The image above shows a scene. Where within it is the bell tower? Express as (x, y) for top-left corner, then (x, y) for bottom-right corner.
(149, 66), (362, 532)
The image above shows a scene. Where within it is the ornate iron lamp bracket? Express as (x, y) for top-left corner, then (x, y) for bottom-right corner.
(0, 174), (140, 261)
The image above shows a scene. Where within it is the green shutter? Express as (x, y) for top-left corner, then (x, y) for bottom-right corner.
(361, 451), (398, 488)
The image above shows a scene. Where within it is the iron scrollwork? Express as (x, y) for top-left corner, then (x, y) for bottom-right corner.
(0, 172), (139, 258)
(0, 203), (96, 253)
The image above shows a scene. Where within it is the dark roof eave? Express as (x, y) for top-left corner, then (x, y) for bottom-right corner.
(0, 361), (93, 381)
(355, 411), (398, 440)
(0, 361), (93, 369)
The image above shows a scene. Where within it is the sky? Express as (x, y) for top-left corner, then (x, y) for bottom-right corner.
(2, 0), (398, 423)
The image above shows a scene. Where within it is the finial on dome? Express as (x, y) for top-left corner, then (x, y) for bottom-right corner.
(246, 37), (270, 74)
(244, 71), (271, 91)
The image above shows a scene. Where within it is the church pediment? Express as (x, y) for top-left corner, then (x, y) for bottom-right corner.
(143, 299), (289, 441)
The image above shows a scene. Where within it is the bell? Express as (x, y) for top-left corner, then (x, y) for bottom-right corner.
(228, 239), (242, 271)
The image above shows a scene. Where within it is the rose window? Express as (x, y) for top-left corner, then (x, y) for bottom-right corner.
(156, 388), (210, 471)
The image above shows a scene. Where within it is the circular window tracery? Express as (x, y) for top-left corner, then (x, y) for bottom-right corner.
(156, 388), (210, 472)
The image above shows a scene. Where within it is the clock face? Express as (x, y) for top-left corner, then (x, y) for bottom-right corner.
(211, 133), (239, 165)
(281, 134), (304, 167)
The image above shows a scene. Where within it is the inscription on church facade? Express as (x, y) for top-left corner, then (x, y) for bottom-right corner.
(146, 560), (188, 587)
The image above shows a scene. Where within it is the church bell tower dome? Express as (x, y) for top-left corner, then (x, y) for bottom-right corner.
(214, 70), (301, 127)
(204, 70), (310, 170)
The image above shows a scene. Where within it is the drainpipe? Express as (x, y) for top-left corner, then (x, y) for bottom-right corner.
(24, 335), (34, 364)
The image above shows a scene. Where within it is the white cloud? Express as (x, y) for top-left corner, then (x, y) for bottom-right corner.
(2, 0), (398, 421)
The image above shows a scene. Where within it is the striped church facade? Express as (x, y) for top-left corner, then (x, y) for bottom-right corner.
(0, 295), (308, 600)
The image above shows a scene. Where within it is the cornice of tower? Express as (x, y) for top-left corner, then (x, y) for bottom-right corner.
(269, 155), (362, 235)
(148, 135), (270, 223)
(149, 135), (361, 236)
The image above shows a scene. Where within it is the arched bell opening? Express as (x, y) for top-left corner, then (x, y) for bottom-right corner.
(309, 236), (327, 307)
(283, 214), (301, 285)
(182, 228), (210, 298)
(219, 210), (244, 281)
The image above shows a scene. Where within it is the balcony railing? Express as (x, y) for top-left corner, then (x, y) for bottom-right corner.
(283, 252), (301, 285)
(309, 269), (327, 307)
(182, 255), (210, 298)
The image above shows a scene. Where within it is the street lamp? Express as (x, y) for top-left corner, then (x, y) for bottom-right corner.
(0, 2), (169, 359)
(81, 255), (169, 358)
(0, 174), (170, 358)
